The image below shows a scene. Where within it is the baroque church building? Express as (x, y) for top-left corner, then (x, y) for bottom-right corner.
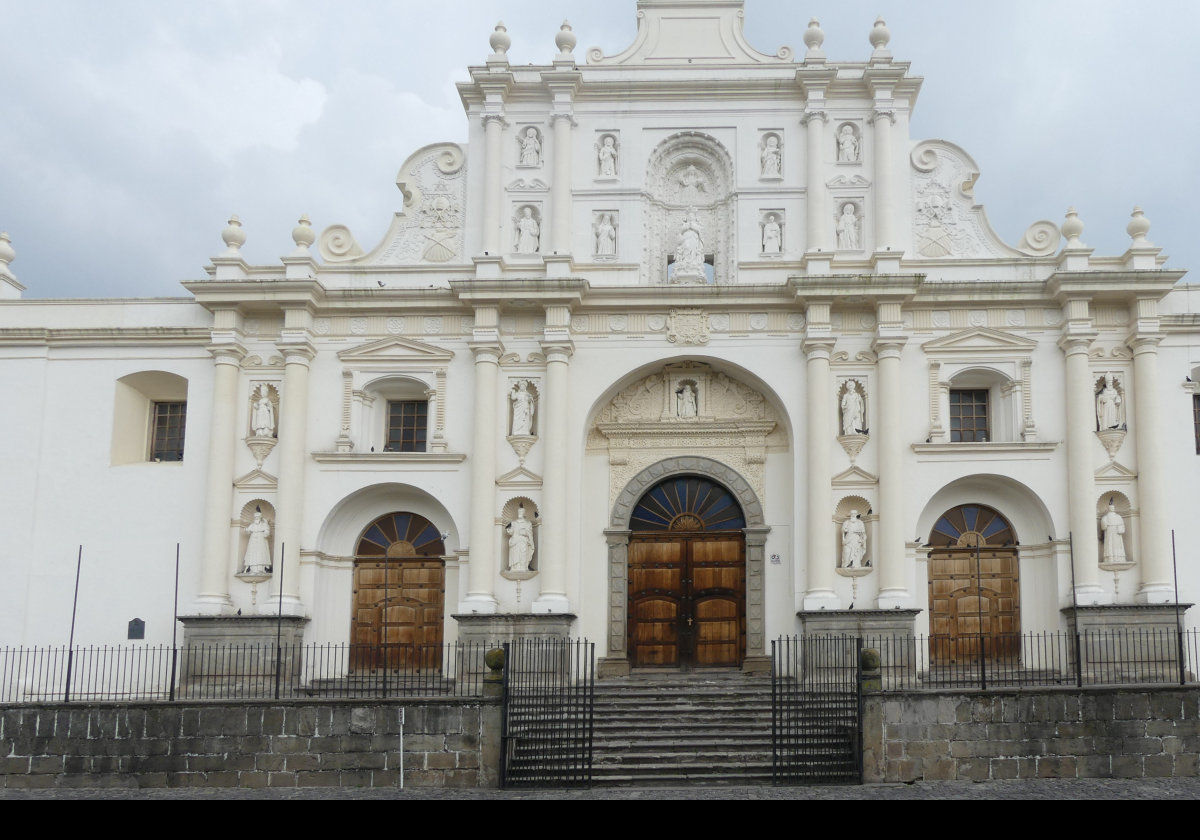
(2, 1), (1198, 676)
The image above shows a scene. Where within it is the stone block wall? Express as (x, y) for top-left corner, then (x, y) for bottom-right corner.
(864, 688), (1200, 782)
(0, 698), (500, 790)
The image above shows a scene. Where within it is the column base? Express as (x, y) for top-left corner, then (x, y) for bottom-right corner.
(190, 594), (234, 616)
(531, 593), (572, 614)
(1062, 604), (1192, 681)
(453, 612), (577, 646)
(177, 615), (310, 687)
(801, 590), (840, 611)
(1072, 583), (1112, 607)
(875, 588), (913, 610)
(266, 594), (306, 617)
(457, 594), (500, 615)
(1135, 583), (1177, 605)
(797, 608), (920, 637)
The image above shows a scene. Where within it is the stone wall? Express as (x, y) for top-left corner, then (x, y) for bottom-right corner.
(864, 688), (1200, 782)
(0, 698), (500, 790)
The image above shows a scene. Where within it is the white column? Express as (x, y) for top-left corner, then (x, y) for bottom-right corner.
(551, 113), (573, 255)
(462, 340), (501, 613)
(533, 340), (573, 613)
(1060, 335), (1105, 603)
(482, 114), (505, 255)
(874, 337), (910, 607)
(802, 337), (838, 609)
(803, 111), (828, 252)
(871, 109), (895, 249)
(1130, 335), (1172, 602)
(193, 345), (244, 614)
(272, 342), (315, 615)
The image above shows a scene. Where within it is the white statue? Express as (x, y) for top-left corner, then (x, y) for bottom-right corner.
(677, 164), (708, 200)
(841, 510), (867, 568)
(837, 125), (860, 163)
(841, 383), (865, 435)
(242, 508), (272, 575)
(836, 203), (860, 249)
(594, 213), (617, 256)
(515, 206), (540, 253)
(762, 214), (782, 255)
(676, 383), (698, 419)
(509, 380), (535, 436)
(597, 135), (618, 177)
(673, 210), (705, 279)
(519, 128), (541, 166)
(506, 506), (535, 572)
(761, 135), (782, 178)
(1099, 501), (1127, 564)
(251, 384), (275, 437)
(1096, 376), (1123, 429)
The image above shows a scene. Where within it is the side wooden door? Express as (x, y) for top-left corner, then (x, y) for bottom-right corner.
(351, 558), (445, 670)
(928, 550), (1019, 664)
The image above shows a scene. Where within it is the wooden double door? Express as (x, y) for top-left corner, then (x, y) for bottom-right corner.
(628, 533), (745, 669)
(350, 558), (445, 670)
(928, 549), (1020, 664)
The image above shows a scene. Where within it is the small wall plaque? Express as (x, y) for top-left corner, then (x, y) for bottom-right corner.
(127, 618), (145, 640)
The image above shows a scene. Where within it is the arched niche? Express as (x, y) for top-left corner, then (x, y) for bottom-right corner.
(111, 370), (189, 465)
(1096, 491), (1135, 568)
(316, 482), (459, 560)
(916, 475), (1055, 549)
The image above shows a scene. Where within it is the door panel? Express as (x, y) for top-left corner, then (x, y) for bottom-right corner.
(928, 550), (1019, 664)
(351, 558), (445, 670)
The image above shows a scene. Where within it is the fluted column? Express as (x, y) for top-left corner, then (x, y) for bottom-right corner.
(1060, 334), (1105, 602)
(874, 337), (909, 607)
(534, 339), (573, 613)
(462, 339), (501, 613)
(803, 111), (828, 252)
(551, 113), (573, 254)
(802, 336), (838, 609)
(1130, 334), (1172, 602)
(273, 340), (315, 615)
(871, 109), (896, 248)
(482, 113), (505, 255)
(194, 343), (245, 614)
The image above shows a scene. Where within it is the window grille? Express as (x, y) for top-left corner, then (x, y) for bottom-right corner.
(949, 389), (989, 443)
(150, 401), (186, 461)
(385, 400), (428, 452)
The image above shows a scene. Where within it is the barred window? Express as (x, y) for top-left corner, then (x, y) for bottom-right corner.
(385, 401), (427, 452)
(150, 401), (186, 461)
(949, 389), (989, 443)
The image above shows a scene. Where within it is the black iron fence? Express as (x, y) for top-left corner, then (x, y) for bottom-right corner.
(500, 638), (594, 788)
(0, 642), (492, 703)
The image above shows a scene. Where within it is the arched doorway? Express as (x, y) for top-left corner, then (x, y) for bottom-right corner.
(927, 504), (1020, 664)
(627, 475), (747, 669)
(351, 512), (446, 670)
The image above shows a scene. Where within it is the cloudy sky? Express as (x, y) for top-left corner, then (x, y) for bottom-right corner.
(0, 0), (1194, 299)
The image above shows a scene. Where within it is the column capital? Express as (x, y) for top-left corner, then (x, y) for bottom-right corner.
(549, 110), (577, 127)
(540, 338), (575, 361)
(468, 338), (504, 362)
(871, 336), (907, 358)
(603, 528), (632, 546)
(1127, 334), (1164, 355)
(277, 338), (316, 364)
(206, 341), (247, 366)
(800, 109), (828, 126)
(869, 109), (897, 125)
(1056, 332), (1097, 355)
(481, 111), (508, 128)
(802, 336), (837, 359)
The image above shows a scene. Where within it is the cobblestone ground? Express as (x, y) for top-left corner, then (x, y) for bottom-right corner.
(3, 779), (1199, 799)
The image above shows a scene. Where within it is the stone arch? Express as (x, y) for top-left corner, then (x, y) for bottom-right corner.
(609, 456), (765, 530)
(315, 482), (460, 559)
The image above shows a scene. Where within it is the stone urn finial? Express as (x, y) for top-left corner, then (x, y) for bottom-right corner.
(1061, 207), (1085, 248)
(291, 214), (315, 255)
(1126, 206), (1152, 248)
(221, 215), (246, 255)
(803, 18), (825, 60)
(869, 17), (891, 57)
(489, 21), (511, 60)
(555, 20), (577, 59)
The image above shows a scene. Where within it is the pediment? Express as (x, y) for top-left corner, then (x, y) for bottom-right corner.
(1096, 461), (1136, 480)
(234, 468), (278, 491)
(921, 328), (1037, 355)
(832, 465), (878, 487)
(497, 465), (542, 489)
(337, 336), (454, 365)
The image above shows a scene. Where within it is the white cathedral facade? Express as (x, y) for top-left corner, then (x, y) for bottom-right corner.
(2, 1), (1198, 674)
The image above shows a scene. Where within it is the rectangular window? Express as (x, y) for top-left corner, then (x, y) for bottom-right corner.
(150, 401), (186, 461)
(949, 389), (989, 443)
(385, 401), (428, 452)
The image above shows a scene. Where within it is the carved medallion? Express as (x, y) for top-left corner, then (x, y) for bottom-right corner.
(667, 309), (710, 345)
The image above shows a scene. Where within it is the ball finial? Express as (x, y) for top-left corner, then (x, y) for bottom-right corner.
(870, 17), (891, 49)
(489, 21), (511, 57)
(1061, 207), (1085, 248)
(292, 214), (315, 254)
(221, 215), (246, 254)
(803, 18), (825, 59)
(555, 20), (577, 57)
(1126, 206), (1152, 247)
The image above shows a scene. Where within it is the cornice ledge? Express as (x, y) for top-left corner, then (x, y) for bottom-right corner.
(312, 451), (467, 464)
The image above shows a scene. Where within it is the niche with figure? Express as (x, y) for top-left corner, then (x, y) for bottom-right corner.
(512, 204), (543, 254)
(759, 132), (783, 179)
(1094, 373), (1127, 431)
(500, 496), (540, 578)
(595, 132), (619, 179)
(517, 126), (543, 168)
(835, 123), (861, 164)
(1096, 492), (1135, 570)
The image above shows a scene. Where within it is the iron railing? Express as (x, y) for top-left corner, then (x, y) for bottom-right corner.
(500, 638), (595, 788)
(772, 635), (863, 785)
(0, 642), (490, 703)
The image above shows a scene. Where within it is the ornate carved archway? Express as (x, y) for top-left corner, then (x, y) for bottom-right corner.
(602, 456), (769, 675)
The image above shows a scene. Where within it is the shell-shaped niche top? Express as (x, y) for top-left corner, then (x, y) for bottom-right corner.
(319, 142), (467, 266)
(909, 139), (1060, 261)
(586, 1), (792, 65)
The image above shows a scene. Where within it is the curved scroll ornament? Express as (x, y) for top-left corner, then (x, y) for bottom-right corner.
(1017, 220), (1061, 257)
(319, 225), (365, 262)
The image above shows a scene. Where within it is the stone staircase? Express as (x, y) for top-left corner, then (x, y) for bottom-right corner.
(590, 670), (777, 785)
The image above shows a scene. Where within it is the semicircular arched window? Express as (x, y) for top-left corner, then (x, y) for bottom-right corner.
(631, 476), (746, 532)
(929, 504), (1015, 548)
(356, 512), (445, 558)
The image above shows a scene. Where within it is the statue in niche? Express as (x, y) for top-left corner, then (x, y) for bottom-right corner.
(1099, 501), (1127, 564)
(251, 384), (276, 437)
(841, 510), (868, 568)
(762, 214), (782, 255)
(509, 380), (535, 436)
(676, 164), (709, 202)
(841, 383), (865, 435)
(597, 135), (618, 177)
(242, 507), (272, 575)
(514, 206), (540, 253)
(837, 125), (860, 163)
(676, 382), (698, 419)
(761, 135), (782, 178)
(594, 213), (617, 256)
(1096, 375), (1123, 430)
(673, 209), (706, 279)
(506, 505), (535, 572)
(836, 203), (861, 250)
(519, 128), (541, 166)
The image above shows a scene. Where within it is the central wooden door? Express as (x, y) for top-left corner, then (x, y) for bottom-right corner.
(628, 533), (745, 669)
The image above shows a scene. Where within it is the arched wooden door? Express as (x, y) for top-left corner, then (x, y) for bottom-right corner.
(927, 504), (1020, 665)
(627, 476), (746, 669)
(351, 512), (446, 670)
